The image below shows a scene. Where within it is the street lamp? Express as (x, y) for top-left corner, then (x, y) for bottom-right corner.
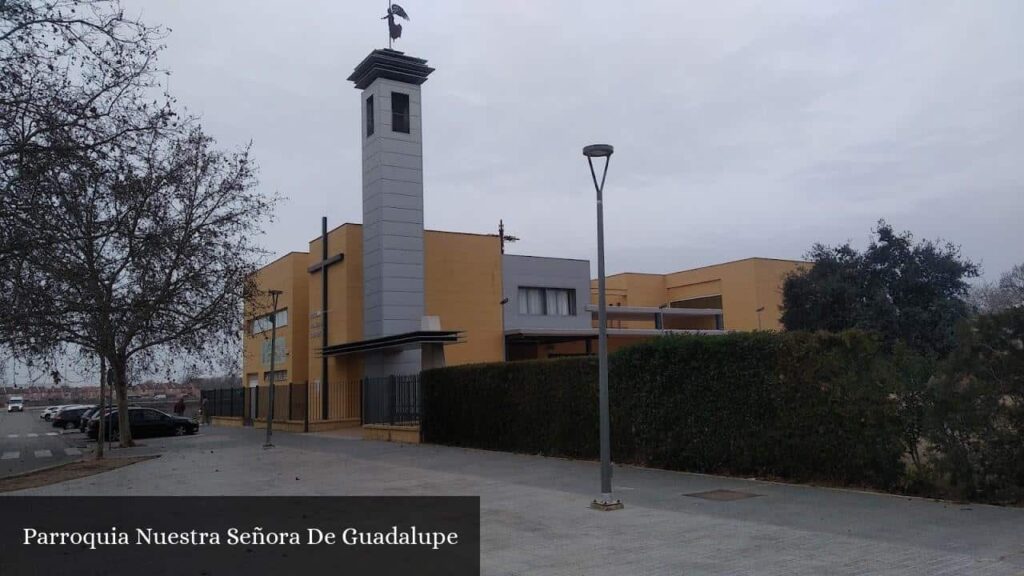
(264, 289), (283, 449)
(583, 143), (622, 511)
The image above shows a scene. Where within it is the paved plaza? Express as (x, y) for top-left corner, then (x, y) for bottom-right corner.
(15, 425), (1024, 575)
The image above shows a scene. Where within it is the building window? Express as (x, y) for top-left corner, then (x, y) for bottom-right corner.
(392, 91), (410, 133)
(264, 370), (287, 385)
(669, 295), (723, 310)
(518, 287), (576, 316)
(260, 337), (287, 368)
(250, 308), (288, 336)
(366, 95), (374, 137)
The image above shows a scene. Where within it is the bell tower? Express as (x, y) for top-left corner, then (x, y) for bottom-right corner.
(348, 49), (435, 377)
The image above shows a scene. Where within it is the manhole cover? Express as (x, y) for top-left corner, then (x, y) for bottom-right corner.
(684, 489), (761, 501)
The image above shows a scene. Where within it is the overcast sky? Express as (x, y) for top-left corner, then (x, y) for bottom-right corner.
(9, 0), (1024, 386)
(112, 0), (1022, 281)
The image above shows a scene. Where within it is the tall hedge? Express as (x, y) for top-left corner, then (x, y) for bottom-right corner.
(924, 308), (1024, 502)
(422, 330), (913, 490)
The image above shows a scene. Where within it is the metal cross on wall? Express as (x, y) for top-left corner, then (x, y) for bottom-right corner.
(308, 217), (345, 421)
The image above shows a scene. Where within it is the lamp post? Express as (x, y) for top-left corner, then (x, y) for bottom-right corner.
(583, 143), (622, 511)
(264, 289), (283, 449)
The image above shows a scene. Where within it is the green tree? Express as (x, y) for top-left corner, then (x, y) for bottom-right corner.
(924, 308), (1024, 502)
(781, 221), (978, 355)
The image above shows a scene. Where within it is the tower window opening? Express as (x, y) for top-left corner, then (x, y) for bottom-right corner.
(392, 92), (410, 133)
(366, 95), (375, 137)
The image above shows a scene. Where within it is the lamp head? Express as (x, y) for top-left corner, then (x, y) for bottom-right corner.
(582, 144), (614, 158)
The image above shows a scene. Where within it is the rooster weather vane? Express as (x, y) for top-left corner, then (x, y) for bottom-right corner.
(382, 3), (410, 49)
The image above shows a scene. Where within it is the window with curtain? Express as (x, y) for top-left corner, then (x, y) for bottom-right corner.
(518, 287), (576, 316)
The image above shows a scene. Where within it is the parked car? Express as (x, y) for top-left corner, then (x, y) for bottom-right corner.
(78, 405), (103, 432)
(52, 406), (90, 430)
(81, 404), (141, 432)
(6, 396), (24, 412)
(41, 405), (68, 421)
(87, 407), (198, 440)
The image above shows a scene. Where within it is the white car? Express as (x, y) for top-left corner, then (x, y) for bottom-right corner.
(7, 396), (24, 412)
(41, 405), (67, 420)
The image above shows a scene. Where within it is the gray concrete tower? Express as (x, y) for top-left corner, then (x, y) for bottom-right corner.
(348, 49), (434, 377)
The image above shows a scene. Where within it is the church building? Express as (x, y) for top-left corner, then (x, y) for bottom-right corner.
(240, 48), (805, 431)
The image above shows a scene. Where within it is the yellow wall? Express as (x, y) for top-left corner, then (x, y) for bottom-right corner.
(245, 232), (806, 424)
(306, 223), (364, 421)
(591, 258), (807, 331)
(246, 224), (504, 423)
(242, 251), (310, 388)
(424, 231), (504, 365)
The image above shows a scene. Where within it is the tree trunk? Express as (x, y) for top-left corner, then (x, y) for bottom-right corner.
(112, 358), (134, 447)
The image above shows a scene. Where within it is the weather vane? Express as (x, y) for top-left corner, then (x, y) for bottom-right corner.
(382, 3), (410, 49)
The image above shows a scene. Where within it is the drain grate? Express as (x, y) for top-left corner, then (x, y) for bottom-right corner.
(684, 489), (761, 501)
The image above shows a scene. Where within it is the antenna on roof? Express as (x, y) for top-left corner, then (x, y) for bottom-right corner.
(499, 220), (519, 254)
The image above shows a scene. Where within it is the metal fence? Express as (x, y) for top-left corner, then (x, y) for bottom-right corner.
(362, 374), (420, 425)
(204, 383), (308, 424)
(201, 388), (244, 418)
(203, 377), (416, 426)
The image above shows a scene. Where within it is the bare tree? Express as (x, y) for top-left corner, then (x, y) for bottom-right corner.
(971, 263), (1024, 313)
(1, 124), (275, 446)
(1, 1), (276, 447)
(1, 0), (171, 165)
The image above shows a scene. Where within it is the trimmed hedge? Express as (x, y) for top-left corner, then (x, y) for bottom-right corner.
(422, 331), (916, 490)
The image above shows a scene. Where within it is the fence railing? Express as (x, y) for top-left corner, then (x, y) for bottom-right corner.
(307, 379), (361, 423)
(362, 374), (420, 426)
(204, 376), (418, 427)
(201, 388), (244, 418)
(205, 384), (307, 424)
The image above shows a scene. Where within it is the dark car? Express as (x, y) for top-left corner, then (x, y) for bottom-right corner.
(87, 407), (197, 441)
(78, 405), (103, 432)
(80, 404), (141, 432)
(52, 406), (90, 430)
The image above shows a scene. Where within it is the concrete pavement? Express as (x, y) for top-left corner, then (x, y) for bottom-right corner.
(0, 409), (88, 477)
(14, 425), (1024, 575)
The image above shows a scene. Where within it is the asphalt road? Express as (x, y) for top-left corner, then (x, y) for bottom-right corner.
(0, 408), (90, 477)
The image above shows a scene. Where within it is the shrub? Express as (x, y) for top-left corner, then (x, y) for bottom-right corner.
(422, 357), (599, 459)
(924, 308), (1024, 502)
(422, 330), (917, 491)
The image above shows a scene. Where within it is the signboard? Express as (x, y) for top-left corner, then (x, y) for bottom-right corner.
(310, 310), (325, 339)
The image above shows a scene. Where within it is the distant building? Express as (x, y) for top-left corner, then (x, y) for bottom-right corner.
(0, 381), (198, 406)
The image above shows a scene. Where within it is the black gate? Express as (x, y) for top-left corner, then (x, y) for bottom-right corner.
(201, 388), (245, 418)
(361, 374), (420, 425)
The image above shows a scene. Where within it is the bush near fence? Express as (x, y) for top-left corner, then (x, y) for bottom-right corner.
(422, 317), (1024, 503)
(423, 331), (911, 489)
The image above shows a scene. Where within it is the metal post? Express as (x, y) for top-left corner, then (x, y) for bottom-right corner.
(303, 382), (310, 433)
(96, 356), (105, 459)
(584, 144), (622, 511)
(321, 217), (329, 421)
(264, 290), (282, 448)
(106, 366), (113, 453)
